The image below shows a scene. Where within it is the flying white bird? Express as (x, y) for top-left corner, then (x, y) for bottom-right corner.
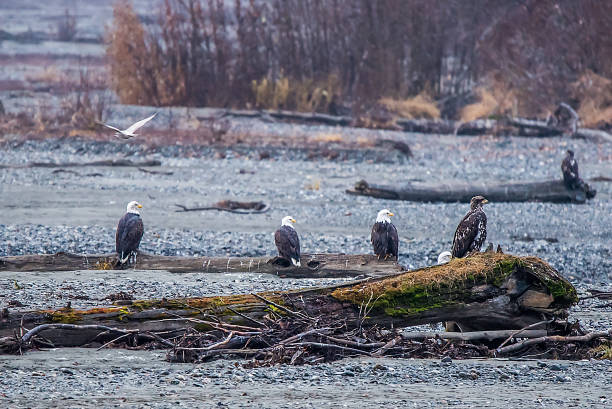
(99, 113), (157, 139)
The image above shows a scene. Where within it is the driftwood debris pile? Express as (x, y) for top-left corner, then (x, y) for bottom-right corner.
(2, 253), (607, 363)
(214, 107), (612, 142)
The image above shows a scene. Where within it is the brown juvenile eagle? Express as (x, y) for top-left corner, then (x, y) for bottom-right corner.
(451, 196), (488, 258)
(371, 209), (399, 260)
(561, 149), (580, 189)
(116, 201), (144, 266)
(274, 216), (301, 266)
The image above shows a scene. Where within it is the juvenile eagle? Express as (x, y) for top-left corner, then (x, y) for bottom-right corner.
(451, 196), (488, 258)
(371, 209), (399, 260)
(274, 216), (301, 266)
(116, 201), (144, 266)
(561, 149), (580, 189)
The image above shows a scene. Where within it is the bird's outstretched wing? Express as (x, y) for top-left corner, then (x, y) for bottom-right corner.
(98, 122), (122, 133)
(124, 113), (157, 135)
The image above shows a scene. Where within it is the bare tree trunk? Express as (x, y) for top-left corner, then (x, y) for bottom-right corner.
(347, 179), (595, 203)
(0, 253), (577, 342)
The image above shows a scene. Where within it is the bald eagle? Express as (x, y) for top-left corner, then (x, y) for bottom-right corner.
(451, 196), (488, 258)
(116, 201), (144, 267)
(437, 251), (452, 265)
(561, 149), (580, 189)
(274, 216), (301, 267)
(371, 209), (399, 260)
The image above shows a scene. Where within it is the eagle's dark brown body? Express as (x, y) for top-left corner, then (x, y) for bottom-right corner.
(371, 221), (399, 260)
(116, 212), (144, 266)
(561, 150), (580, 189)
(452, 196), (488, 258)
(274, 225), (301, 266)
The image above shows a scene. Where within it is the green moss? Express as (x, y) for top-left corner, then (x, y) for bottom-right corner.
(49, 311), (81, 323)
(331, 253), (578, 319)
(542, 277), (578, 306)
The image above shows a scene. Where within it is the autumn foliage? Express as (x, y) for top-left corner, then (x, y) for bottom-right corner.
(106, 0), (612, 124)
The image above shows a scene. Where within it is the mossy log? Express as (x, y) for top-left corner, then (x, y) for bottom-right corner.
(347, 179), (595, 203)
(0, 254), (578, 343)
(0, 252), (401, 278)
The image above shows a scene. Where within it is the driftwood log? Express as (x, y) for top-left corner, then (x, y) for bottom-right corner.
(0, 159), (161, 169)
(174, 200), (269, 214)
(347, 179), (597, 203)
(209, 107), (612, 141)
(0, 253), (578, 344)
(0, 252), (401, 278)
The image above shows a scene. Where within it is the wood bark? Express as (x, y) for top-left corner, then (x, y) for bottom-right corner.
(0, 253), (578, 343)
(347, 179), (596, 203)
(0, 252), (402, 278)
(207, 107), (612, 141)
(0, 159), (161, 169)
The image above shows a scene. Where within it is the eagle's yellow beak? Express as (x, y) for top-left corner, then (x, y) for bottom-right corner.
(138, 204), (143, 208)
(388, 212), (394, 217)
(291, 218), (297, 223)
(482, 199), (489, 205)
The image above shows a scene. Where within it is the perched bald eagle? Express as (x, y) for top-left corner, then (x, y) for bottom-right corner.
(371, 209), (399, 260)
(561, 149), (580, 189)
(451, 196), (488, 258)
(116, 201), (144, 267)
(437, 251), (452, 265)
(274, 216), (301, 266)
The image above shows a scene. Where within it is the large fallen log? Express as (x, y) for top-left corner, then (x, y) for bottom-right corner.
(0, 252), (401, 278)
(347, 179), (596, 203)
(0, 253), (578, 343)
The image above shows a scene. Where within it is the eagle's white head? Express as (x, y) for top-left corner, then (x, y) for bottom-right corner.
(437, 251), (452, 265)
(376, 209), (394, 223)
(126, 201), (143, 214)
(281, 215), (297, 227)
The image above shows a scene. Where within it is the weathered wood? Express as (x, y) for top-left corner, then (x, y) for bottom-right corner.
(347, 179), (596, 203)
(174, 200), (270, 214)
(215, 109), (352, 126)
(0, 159), (161, 169)
(401, 329), (548, 341)
(0, 253), (578, 341)
(0, 252), (401, 278)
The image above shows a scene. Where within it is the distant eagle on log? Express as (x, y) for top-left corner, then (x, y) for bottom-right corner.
(452, 196), (488, 258)
(274, 216), (301, 266)
(371, 209), (399, 260)
(116, 201), (144, 266)
(561, 149), (580, 189)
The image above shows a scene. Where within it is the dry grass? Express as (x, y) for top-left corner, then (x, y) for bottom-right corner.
(379, 93), (440, 119)
(460, 79), (517, 121)
(26, 66), (68, 85)
(304, 179), (321, 191)
(572, 71), (612, 128)
(312, 133), (343, 143)
(252, 74), (340, 113)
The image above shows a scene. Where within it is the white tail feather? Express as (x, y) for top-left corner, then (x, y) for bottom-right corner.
(291, 258), (301, 267)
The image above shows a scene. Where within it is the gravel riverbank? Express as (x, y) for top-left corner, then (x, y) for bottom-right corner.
(1, 130), (611, 407)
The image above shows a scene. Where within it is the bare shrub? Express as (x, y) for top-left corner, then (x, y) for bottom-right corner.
(57, 9), (77, 42)
(460, 77), (517, 121)
(105, 0), (612, 121)
(61, 71), (110, 130)
(572, 71), (612, 128)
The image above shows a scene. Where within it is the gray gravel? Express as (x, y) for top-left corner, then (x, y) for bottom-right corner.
(1, 132), (611, 408)
(1, 349), (611, 408)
